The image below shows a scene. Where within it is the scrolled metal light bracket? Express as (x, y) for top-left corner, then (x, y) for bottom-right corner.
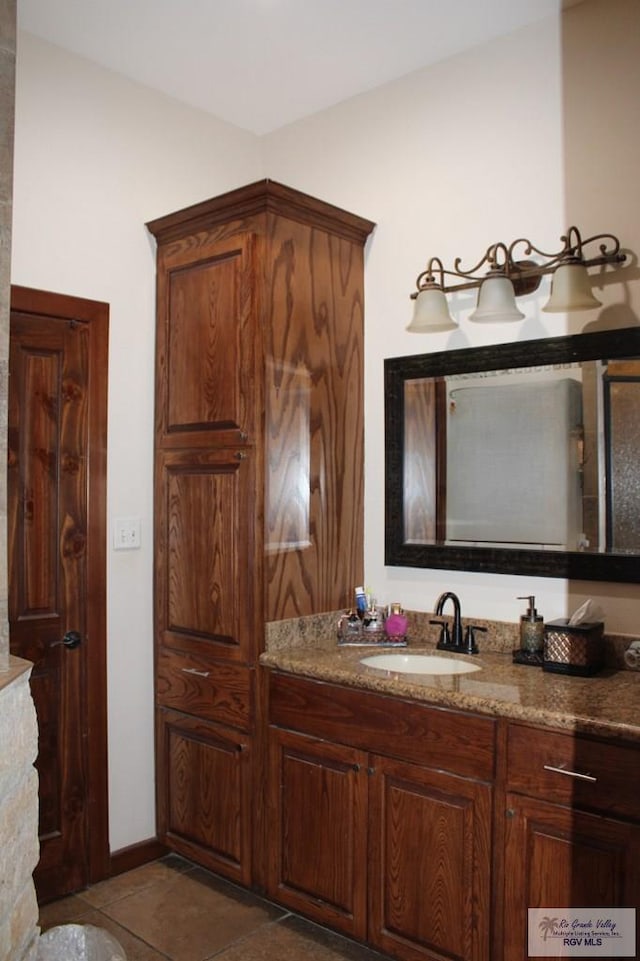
(411, 227), (626, 300)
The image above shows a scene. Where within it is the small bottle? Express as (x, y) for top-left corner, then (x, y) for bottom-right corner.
(385, 603), (408, 641)
(355, 586), (368, 620)
(517, 595), (544, 653)
(362, 594), (379, 631)
(338, 609), (362, 642)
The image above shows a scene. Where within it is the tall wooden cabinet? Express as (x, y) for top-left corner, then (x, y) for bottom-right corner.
(147, 180), (374, 885)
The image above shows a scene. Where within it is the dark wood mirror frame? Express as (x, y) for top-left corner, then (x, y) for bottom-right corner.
(385, 325), (640, 583)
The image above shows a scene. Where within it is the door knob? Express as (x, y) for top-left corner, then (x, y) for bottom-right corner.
(52, 630), (82, 650)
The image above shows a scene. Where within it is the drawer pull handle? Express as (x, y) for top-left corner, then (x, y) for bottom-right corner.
(543, 763), (597, 783)
(181, 667), (210, 678)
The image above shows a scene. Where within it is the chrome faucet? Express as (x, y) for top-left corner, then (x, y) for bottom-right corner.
(434, 591), (464, 649)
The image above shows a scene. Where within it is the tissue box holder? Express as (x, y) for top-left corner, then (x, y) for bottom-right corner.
(543, 619), (604, 676)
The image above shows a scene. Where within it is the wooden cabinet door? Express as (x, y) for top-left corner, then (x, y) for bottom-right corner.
(503, 793), (640, 961)
(155, 447), (260, 664)
(155, 232), (260, 451)
(156, 708), (252, 885)
(267, 727), (368, 939)
(369, 755), (492, 961)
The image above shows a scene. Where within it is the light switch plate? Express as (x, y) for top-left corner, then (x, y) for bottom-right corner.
(113, 516), (141, 550)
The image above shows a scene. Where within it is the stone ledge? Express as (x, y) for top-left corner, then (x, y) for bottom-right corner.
(0, 660), (39, 961)
(0, 655), (32, 692)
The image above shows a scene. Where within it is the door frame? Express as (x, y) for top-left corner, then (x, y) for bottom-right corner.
(10, 283), (110, 885)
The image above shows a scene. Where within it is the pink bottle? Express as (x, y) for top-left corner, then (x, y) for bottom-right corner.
(384, 603), (408, 640)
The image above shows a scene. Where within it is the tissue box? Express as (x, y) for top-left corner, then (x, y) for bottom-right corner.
(543, 619), (604, 676)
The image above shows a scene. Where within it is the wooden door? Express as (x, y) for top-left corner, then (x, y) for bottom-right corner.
(267, 727), (369, 939)
(8, 286), (109, 902)
(503, 793), (640, 961)
(369, 755), (492, 961)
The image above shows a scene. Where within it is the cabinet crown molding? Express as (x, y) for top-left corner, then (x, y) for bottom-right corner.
(146, 178), (376, 246)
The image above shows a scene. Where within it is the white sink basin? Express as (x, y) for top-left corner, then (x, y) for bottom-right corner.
(360, 653), (481, 676)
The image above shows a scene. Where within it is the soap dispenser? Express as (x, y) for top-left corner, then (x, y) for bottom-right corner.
(517, 595), (544, 653)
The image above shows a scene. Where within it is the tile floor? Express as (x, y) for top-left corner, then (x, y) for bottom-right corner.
(38, 855), (389, 961)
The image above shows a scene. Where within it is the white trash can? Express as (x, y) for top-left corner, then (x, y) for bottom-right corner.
(37, 924), (126, 960)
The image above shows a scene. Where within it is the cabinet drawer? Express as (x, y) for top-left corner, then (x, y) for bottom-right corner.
(507, 723), (640, 820)
(156, 648), (252, 731)
(269, 673), (495, 781)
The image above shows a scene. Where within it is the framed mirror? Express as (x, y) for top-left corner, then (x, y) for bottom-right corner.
(385, 326), (640, 582)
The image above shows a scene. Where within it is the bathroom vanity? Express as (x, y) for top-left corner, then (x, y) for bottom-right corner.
(267, 671), (494, 960)
(261, 641), (640, 961)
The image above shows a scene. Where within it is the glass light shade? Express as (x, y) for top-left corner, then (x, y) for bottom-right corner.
(407, 286), (457, 332)
(542, 261), (602, 312)
(469, 275), (525, 323)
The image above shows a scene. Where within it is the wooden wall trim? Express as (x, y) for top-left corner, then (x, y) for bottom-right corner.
(109, 839), (169, 878)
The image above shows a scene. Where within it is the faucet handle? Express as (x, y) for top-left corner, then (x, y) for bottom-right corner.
(430, 619), (451, 649)
(464, 624), (486, 655)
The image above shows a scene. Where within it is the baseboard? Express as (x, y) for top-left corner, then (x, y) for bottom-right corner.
(109, 837), (169, 877)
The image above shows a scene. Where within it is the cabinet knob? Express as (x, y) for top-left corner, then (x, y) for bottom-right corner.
(235, 451), (248, 460)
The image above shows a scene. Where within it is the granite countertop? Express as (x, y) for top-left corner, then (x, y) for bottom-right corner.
(260, 638), (640, 745)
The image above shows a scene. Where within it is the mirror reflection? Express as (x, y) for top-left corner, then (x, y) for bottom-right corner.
(385, 327), (640, 582)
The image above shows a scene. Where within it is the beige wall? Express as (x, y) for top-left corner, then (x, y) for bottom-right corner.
(563, 0), (640, 320)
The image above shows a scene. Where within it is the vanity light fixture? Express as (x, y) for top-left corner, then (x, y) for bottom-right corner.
(407, 227), (626, 331)
(407, 258), (458, 332)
